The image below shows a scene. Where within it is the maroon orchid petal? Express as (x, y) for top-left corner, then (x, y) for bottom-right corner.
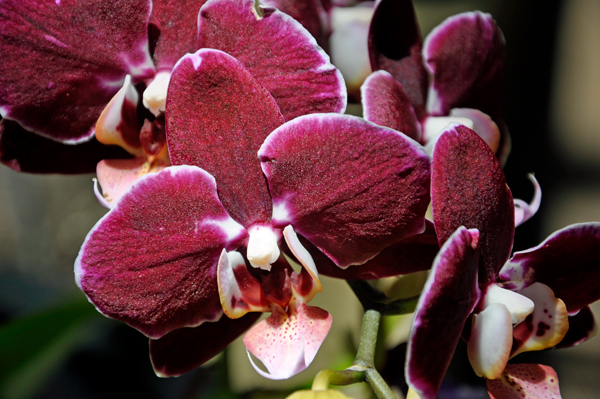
(150, 312), (260, 377)
(166, 49), (284, 228)
(361, 70), (421, 142)
(486, 363), (562, 399)
(260, 114), (431, 268)
(150, 0), (209, 70)
(406, 227), (481, 399)
(303, 220), (439, 280)
(261, 0), (330, 50)
(499, 223), (600, 314)
(368, 0), (428, 120)
(0, 0), (155, 143)
(424, 12), (505, 121)
(75, 166), (247, 338)
(197, 0), (346, 121)
(556, 305), (598, 349)
(432, 124), (514, 285)
(0, 119), (130, 174)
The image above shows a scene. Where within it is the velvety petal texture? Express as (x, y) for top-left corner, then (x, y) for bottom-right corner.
(486, 363), (562, 399)
(166, 49), (284, 228)
(302, 220), (439, 280)
(368, 0), (428, 120)
(150, 0), (209, 70)
(244, 302), (332, 379)
(0, 119), (129, 174)
(0, 0), (155, 142)
(260, 114), (431, 267)
(261, 0), (329, 49)
(424, 12), (505, 121)
(556, 306), (598, 349)
(150, 312), (261, 377)
(406, 227), (481, 399)
(432, 124), (514, 284)
(499, 223), (600, 313)
(361, 70), (421, 142)
(197, 0), (346, 121)
(76, 166), (247, 338)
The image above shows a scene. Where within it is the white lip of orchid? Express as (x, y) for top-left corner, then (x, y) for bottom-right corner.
(483, 283), (535, 325)
(246, 225), (281, 271)
(422, 116), (474, 144)
(142, 71), (171, 116)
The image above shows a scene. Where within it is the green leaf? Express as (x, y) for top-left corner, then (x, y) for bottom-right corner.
(0, 295), (104, 399)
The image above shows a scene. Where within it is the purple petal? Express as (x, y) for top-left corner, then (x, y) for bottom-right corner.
(424, 12), (505, 121)
(361, 70), (421, 142)
(432, 124), (514, 285)
(0, 119), (130, 174)
(150, 0), (209, 70)
(556, 305), (598, 349)
(486, 364), (562, 399)
(406, 227), (481, 399)
(368, 0), (428, 120)
(166, 49), (284, 228)
(259, 114), (431, 268)
(261, 0), (330, 49)
(0, 0), (155, 143)
(76, 166), (247, 338)
(499, 223), (600, 313)
(197, 0), (346, 121)
(150, 312), (260, 377)
(303, 220), (439, 280)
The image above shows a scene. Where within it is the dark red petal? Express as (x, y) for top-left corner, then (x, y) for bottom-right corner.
(261, 0), (330, 50)
(0, 0), (155, 143)
(424, 12), (505, 121)
(0, 119), (130, 174)
(150, 312), (260, 377)
(432, 124), (514, 285)
(150, 0), (209, 70)
(406, 227), (481, 399)
(306, 220), (439, 280)
(361, 70), (421, 142)
(76, 166), (247, 338)
(166, 49), (284, 228)
(486, 363), (561, 399)
(260, 114), (431, 268)
(556, 306), (597, 349)
(367, 0), (428, 120)
(197, 0), (346, 121)
(500, 223), (600, 313)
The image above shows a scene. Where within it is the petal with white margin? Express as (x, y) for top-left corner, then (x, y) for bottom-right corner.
(76, 166), (247, 339)
(486, 363), (561, 399)
(244, 301), (332, 380)
(511, 283), (569, 358)
(468, 303), (513, 379)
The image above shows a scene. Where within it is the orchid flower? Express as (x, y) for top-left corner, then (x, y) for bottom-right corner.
(0, 0), (346, 185)
(361, 0), (508, 161)
(75, 48), (433, 380)
(404, 124), (600, 399)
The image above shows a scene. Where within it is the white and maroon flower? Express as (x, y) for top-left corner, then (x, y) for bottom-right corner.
(0, 0), (346, 180)
(361, 0), (507, 160)
(405, 124), (600, 399)
(75, 48), (433, 379)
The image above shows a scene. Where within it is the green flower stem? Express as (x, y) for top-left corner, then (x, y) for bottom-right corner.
(353, 309), (380, 368)
(381, 295), (420, 316)
(365, 368), (398, 399)
(312, 369), (365, 390)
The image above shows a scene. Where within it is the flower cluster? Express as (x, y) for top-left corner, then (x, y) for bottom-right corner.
(1, 0), (599, 398)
